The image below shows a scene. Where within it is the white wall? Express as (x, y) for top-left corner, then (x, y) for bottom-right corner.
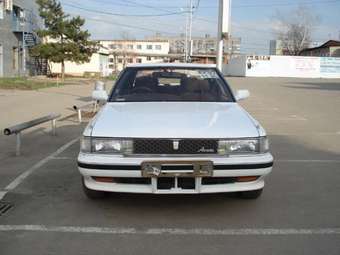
(223, 55), (340, 78)
(50, 53), (110, 77)
(222, 55), (247, 76)
(247, 56), (321, 78)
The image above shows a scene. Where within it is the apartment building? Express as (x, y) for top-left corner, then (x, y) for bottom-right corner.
(148, 34), (241, 56)
(100, 40), (170, 72)
(0, 0), (41, 77)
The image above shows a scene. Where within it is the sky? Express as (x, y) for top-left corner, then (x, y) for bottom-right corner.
(59, 0), (340, 55)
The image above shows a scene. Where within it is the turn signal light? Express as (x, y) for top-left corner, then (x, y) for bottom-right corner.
(92, 177), (114, 183)
(236, 176), (259, 182)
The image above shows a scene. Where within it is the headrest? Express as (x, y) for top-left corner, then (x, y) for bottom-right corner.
(197, 80), (210, 92)
(183, 78), (210, 93)
(135, 76), (158, 88)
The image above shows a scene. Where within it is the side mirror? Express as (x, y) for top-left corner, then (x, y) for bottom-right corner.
(92, 81), (108, 102)
(235, 90), (250, 101)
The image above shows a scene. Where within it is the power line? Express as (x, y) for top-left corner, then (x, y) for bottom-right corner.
(67, 14), (179, 36)
(125, 0), (340, 9)
(63, 3), (188, 17)
(119, 0), (176, 13)
(63, 2), (191, 35)
(232, 0), (340, 8)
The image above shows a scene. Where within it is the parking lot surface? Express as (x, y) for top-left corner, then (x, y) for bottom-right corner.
(0, 77), (339, 254)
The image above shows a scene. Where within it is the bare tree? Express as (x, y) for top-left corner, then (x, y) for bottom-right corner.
(273, 5), (319, 55)
(120, 31), (135, 40)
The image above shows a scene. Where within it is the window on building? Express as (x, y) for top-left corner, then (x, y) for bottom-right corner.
(109, 64), (114, 69)
(136, 58), (142, 63)
(4, 0), (12, 12)
(156, 45), (162, 50)
(109, 58), (114, 63)
(147, 56), (152, 61)
(137, 45), (142, 50)
(147, 45), (153, 50)
(118, 58), (123, 63)
(117, 44), (123, 50)
(127, 58), (133, 63)
(127, 44), (133, 50)
(110, 44), (116, 50)
(12, 47), (18, 70)
(0, 1), (4, 19)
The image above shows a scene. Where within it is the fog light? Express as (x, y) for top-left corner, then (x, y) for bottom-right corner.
(236, 176), (259, 182)
(92, 177), (114, 183)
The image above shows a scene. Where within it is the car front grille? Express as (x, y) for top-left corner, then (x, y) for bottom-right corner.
(133, 139), (218, 155)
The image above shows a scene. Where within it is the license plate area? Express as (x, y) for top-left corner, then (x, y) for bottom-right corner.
(157, 177), (196, 190)
(141, 161), (213, 177)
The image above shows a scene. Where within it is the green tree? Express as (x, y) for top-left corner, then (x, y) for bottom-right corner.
(32, 0), (97, 80)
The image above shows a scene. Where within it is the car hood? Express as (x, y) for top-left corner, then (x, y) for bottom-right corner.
(90, 102), (260, 138)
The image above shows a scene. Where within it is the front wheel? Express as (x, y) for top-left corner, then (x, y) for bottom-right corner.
(82, 178), (107, 199)
(238, 189), (263, 199)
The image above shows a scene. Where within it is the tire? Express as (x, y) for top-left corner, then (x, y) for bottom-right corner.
(82, 178), (107, 199)
(239, 189), (263, 199)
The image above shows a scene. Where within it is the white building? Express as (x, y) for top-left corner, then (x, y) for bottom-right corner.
(99, 40), (170, 72)
(148, 34), (241, 56)
(50, 47), (110, 77)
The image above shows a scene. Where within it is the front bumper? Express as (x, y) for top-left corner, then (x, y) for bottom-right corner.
(78, 153), (273, 194)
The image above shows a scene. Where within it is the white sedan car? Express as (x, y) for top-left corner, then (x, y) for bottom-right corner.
(78, 63), (273, 199)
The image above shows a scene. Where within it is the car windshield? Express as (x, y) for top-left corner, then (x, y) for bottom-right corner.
(109, 67), (234, 102)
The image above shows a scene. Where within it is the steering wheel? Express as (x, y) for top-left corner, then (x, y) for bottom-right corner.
(131, 87), (153, 94)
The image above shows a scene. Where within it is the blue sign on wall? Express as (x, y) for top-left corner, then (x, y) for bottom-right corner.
(320, 57), (340, 74)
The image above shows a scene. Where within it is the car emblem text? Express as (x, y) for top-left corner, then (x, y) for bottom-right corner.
(198, 147), (214, 153)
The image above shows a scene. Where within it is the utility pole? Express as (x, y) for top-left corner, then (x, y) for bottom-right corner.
(184, 6), (188, 62)
(184, 0), (193, 63)
(216, 0), (231, 71)
(188, 0), (193, 61)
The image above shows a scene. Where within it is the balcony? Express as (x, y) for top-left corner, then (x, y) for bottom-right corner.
(12, 16), (27, 32)
(12, 15), (38, 33)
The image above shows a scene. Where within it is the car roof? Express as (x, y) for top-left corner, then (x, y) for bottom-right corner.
(126, 63), (217, 69)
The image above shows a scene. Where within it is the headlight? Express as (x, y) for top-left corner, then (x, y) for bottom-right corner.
(80, 137), (133, 154)
(218, 137), (269, 155)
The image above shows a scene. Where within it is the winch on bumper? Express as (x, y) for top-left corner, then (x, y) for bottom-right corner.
(78, 153), (273, 194)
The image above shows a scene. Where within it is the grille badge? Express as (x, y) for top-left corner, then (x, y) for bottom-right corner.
(173, 140), (180, 150)
(198, 147), (215, 153)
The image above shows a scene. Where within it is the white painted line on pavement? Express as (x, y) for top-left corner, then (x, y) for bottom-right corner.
(0, 192), (7, 200)
(0, 138), (79, 201)
(0, 225), (339, 236)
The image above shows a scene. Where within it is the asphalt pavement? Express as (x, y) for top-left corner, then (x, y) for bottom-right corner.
(0, 77), (339, 254)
